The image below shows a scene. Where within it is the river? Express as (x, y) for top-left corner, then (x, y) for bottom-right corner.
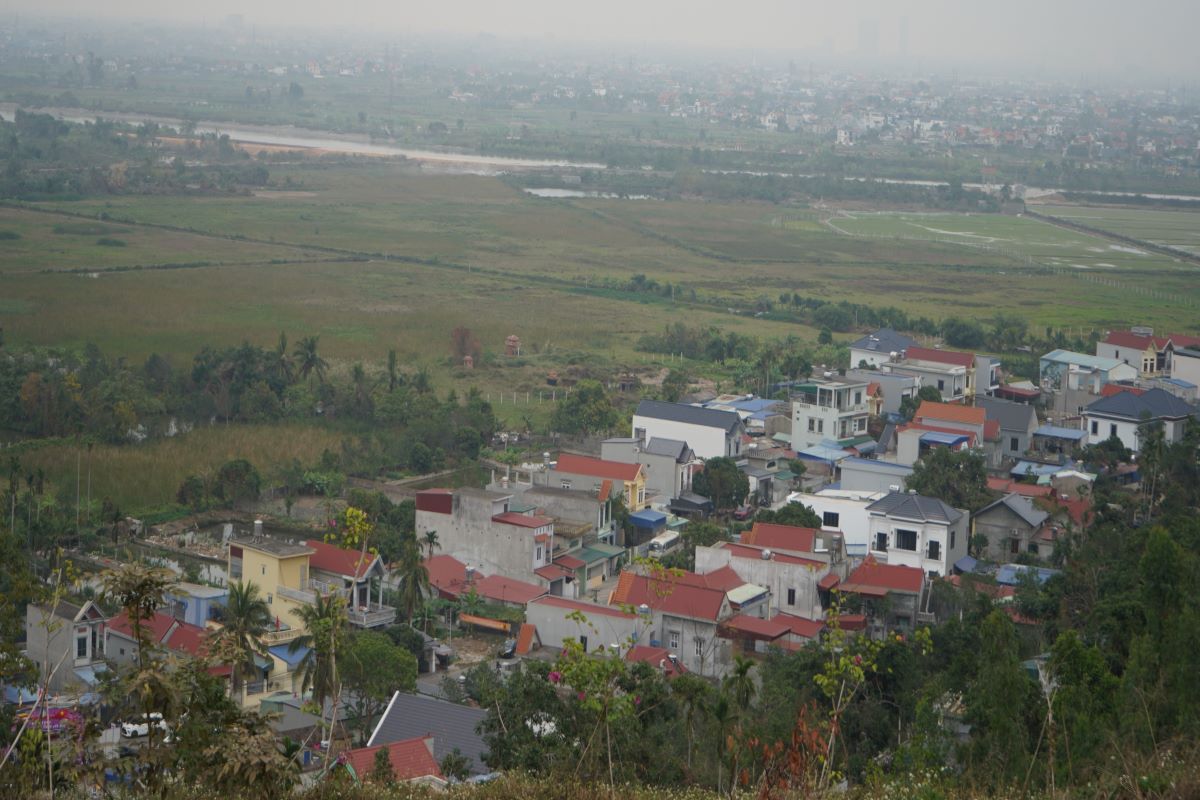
(4, 103), (1199, 200)
(0, 103), (605, 175)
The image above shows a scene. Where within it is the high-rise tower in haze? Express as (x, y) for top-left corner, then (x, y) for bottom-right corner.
(857, 19), (880, 60)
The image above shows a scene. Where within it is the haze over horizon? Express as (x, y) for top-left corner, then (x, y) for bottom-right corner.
(9, 0), (1200, 81)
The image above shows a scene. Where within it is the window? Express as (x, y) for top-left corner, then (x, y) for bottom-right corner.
(1010, 538), (1021, 555)
(1091, 420), (1098, 435)
(536, 546), (543, 562)
(787, 588), (796, 606)
(1010, 437), (1019, 452)
(874, 532), (888, 552)
(580, 635), (588, 652)
(560, 480), (572, 490)
(895, 529), (918, 551)
(950, 530), (956, 550)
(817, 419), (824, 433)
(1110, 424), (1117, 438)
(76, 633), (88, 659)
(1028, 543), (1039, 555)
(937, 379), (945, 391)
(822, 511), (840, 528)
(267, 593), (273, 605)
(808, 418), (816, 432)
(694, 638), (704, 657)
(856, 417), (866, 431)
(927, 540), (941, 561)
(261, 565), (266, 576)
(854, 391), (862, 405)
(668, 630), (680, 651)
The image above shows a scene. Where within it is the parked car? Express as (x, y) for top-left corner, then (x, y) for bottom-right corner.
(121, 713), (167, 738)
(733, 506), (754, 521)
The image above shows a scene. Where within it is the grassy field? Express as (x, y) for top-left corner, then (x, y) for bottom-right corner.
(0, 205), (322, 273)
(1036, 203), (1200, 255)
(15, 423), (350, 511)
(5, 163), (1199, 433)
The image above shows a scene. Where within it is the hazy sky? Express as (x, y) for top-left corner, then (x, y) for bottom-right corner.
(14, 0), (1200, 78)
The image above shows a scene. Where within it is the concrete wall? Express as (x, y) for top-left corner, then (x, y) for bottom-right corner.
(839, 460), (912, 493)
(788, 491), (877, 555)
(631, 415), (737, 461)
(525, 599), (641, 654)
(974, 505), (1040, 562)
(1173, 350), (1200, 387)
(416, 494), (546, 582)
(695, 547), (835, 620)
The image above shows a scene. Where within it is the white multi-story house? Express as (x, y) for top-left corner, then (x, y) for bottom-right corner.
(865, 491), (968, 577)
(1082, 388), (1196, 452)
(786, 489), (885, 558)
(848, 328), (919, 369)
(789, 376), (871, 450)
(632, 400), (745, 461)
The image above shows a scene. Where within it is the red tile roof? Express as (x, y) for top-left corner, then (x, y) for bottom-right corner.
(554, 554), (586, 570)
(840, 556), (924, 596)
(340, 736), (441, 783)
(610, 571), (727, 621)
(535, 564), (575, 582)
(916, 401), (986, 426)
(1172, 333), (1200, 348)
(818, 573), (840, 591)
(625, 645), (686, 676)
(107, 610), (178, 645)
(530, 595), (635, 620)
(837, 613), (868, 631)
(772, 612), (826, 639)
(305, 539), (377, 580)
(697, 565), (748, 592)
(987, 477), (1050, 497)
(1103, 330), (1170, 350)
(983, 419), (1001, 442)
(743, 522), (819, 553)
(1100, 383), (1145, 398)
(474, 574), (545, 606)
(492, 511), (553, 529)
(906, 346), (975, 368)
(425, 554), (469, 598)
(597, 479), (613, 502)
(555, 453), (642, 482)
(721, 542), (825, 567)
(721, 614), (789, 640)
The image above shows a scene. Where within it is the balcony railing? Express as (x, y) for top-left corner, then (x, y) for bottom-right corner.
(262, 627), (303, 645)
(276, 584), (317, 605)
(347, 602), (396, 628)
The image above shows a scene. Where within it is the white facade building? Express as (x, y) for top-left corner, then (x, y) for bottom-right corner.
(790, 377), (871, 450)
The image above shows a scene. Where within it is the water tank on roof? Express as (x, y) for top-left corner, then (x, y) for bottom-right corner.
(761, 549), (772, 560)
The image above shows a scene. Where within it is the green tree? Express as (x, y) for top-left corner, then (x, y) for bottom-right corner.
(906, 446), (991, 512)
(293, 335), (328, 385)
(288, 592), (348, 713)
(898, 384), (943, 420)
(965, 610), (1030, 784)
(343, 630), (417, 744)
(213, 459), (262, 509)
(212, 580), (271, 698)
(692, 457), (749, 511)
(394, 539), (430, 627)
(660, 369), (691, 402)
(550, 380), (618, 435)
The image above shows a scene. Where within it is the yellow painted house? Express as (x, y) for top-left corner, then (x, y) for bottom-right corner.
(227, 535), (395, 640)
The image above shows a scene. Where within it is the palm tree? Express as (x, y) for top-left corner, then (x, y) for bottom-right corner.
(293, 335), (328, 385)
(722, 654), (757, 712)
(289, 593), (348, 711)
(422, 529), (440, 560)
(271, 331), (294, 385)
(393, 539), (429, 627)
(214, 581), (271, 698)
(386, 349), (399, 393)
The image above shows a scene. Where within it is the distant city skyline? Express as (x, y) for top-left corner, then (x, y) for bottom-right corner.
(7, 0), (1200, 80)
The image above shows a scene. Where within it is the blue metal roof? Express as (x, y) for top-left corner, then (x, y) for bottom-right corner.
(996, 564), (1060, 586)
(1011, 460), (1062, 478)
(269, 644), (310, 669)
(919, 431), (969, 447)
(630, 510), (668, 528)
(954, 555), (979, 574)
(798, 445), (851, 463)
(1034, 425), (1087, 441)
